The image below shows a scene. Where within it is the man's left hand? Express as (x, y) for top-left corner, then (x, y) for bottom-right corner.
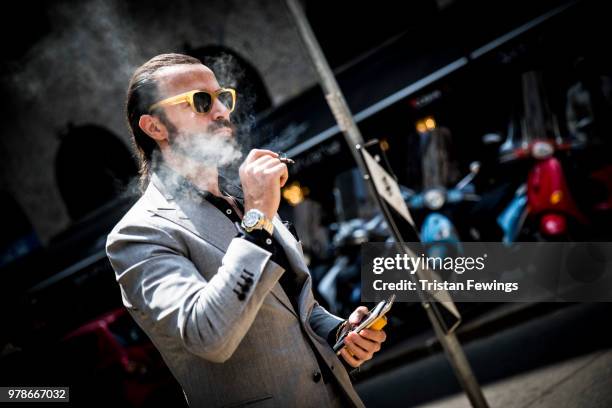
(338, 306), (387, 368)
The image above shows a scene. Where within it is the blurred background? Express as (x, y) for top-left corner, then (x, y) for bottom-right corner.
(1, 0), (612, 406)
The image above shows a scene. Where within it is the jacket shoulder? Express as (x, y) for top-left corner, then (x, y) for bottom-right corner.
(107, 182), (172, 244)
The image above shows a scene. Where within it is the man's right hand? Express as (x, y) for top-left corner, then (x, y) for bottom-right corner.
(239, 149), (289, 221)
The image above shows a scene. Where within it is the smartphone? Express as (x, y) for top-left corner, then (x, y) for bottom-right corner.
(333, 295), (395, 353)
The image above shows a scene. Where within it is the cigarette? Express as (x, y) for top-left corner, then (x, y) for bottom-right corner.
(277, 153), (295, 165)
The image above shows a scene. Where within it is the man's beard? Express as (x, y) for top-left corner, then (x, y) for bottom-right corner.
(165, 119), (243, 167)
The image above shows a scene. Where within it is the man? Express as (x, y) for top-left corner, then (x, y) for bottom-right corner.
(106, 53), (386, 407)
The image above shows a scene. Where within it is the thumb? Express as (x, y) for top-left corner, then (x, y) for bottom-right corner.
(280, 173), (288, 187)
(349, 306), (369, 326)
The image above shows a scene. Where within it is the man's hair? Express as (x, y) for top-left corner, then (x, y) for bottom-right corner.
(126, 53), (202, 189)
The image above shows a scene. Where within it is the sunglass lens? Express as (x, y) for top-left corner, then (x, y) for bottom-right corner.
(193, 92), (213, 113)
(218, 91), (235, 111)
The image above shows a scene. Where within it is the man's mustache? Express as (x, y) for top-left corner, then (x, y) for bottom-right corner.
(208, 119), (234, 133)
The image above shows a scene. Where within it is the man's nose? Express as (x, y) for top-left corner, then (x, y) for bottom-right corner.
(210, 97), (231, 121)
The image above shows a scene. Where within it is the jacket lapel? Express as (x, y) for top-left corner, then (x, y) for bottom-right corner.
(272, 217), (309, 279)
(148, 173), (236, 253)
(272, 217), (316, 323)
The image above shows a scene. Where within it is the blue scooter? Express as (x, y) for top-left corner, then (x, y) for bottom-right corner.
(497, 184), (528, 244)
(401, 162), (481, 257)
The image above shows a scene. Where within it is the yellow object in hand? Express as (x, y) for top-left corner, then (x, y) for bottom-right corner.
(368, 315), (388, 331)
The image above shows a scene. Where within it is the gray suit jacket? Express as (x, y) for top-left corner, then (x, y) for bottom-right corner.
(106, 173), (366, 408)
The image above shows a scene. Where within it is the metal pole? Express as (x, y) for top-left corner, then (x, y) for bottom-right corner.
(284, 1), (489, 407)
(361, 148), (489, 408)
(284, 0), (367, 167)
(426, 306), (491, 408)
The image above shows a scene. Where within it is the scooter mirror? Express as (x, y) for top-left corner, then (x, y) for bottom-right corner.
(482, 133), (502, 145)
(469, 161), (481, 174)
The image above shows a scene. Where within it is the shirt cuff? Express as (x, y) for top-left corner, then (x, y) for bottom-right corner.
(235, 222), (276, 254)
(327, 320), (345, 347)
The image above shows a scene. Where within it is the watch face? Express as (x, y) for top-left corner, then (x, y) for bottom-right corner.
(243, 211), (261, 228)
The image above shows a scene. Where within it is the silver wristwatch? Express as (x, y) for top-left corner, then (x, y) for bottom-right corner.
(241, 209), (274, 235)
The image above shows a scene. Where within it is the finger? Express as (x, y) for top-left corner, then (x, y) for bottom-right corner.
(348, 332), (379, 354)
(248, 156), (280, 174)
(261, 157), (288, 170)
(263, 163), (288, 184)
(349, 306), (369, 325)
(360, 329), (386, 343)
(245, 149), (278, 163)
(273, 162), (289, 186)
(279, 170), (289, 187)
(344, 340), (369, 361)
(250, 154), (279, 169)
(339, 348), (361, 368)
(266, 159), (287, 174)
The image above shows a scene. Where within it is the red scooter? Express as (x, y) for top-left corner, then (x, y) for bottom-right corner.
(501, 138), (588, 239)
(498, 71), (589, 240)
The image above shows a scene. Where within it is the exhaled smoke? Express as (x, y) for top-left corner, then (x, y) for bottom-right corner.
(6, 0), (145, 114)
(150, 116), (246, 201)
(169, 129), (244, 169)
(148, 127), (245, 204)
(5, 0), (266, 200)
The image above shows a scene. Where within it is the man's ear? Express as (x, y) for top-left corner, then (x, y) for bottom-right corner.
(138, 114), (168, 142)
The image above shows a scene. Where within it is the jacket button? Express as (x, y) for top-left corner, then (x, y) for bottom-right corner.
(312, 370), (322, 383)
(233, 289), (246, 301)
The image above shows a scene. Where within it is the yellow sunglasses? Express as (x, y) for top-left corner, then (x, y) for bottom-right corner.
(149, 88), (236, 114)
